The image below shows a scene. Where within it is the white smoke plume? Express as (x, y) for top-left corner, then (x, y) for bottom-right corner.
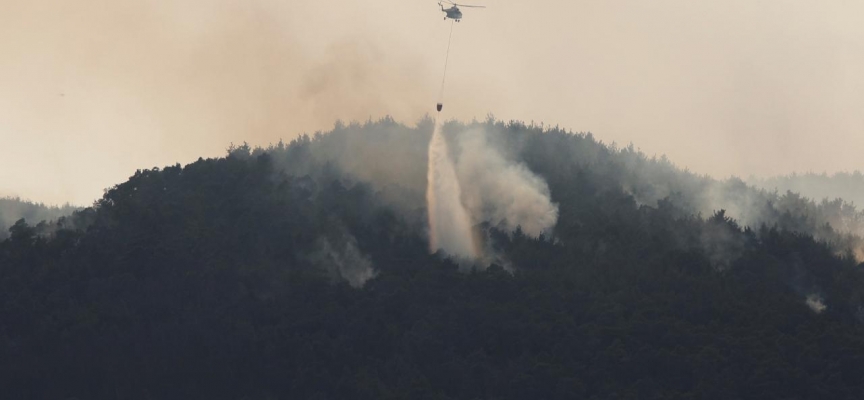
(307, 230), (377, 288)
(426, 119), (478, 259)
(806, 294), (827, 314)
(699, 212), (747, 271)
(455, 129), (558, 237)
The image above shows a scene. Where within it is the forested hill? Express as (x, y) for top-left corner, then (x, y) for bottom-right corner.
(0, 197), (78, 240)
(3, 117), (864, 399)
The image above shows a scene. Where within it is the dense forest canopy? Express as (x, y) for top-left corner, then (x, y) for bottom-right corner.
(2, 117), (864, 399)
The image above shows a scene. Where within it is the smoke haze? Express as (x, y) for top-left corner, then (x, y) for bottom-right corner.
(0, 197), (78, 239)
(748, 172), (864, 209)
(3, 1), (864, 205)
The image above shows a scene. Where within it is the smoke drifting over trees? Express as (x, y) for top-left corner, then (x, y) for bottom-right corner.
(0, 197), (78, 240)
(455, 128), (558, 238)
(3, 118), (864, 398)
(749, 171), (864, 210)
(307, 224), (377, 288)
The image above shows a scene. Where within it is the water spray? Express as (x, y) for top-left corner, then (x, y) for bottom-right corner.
(426, 118), (478, 258)
(426, 8), (490, 259)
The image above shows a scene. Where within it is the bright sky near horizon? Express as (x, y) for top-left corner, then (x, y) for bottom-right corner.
(1, 0), (863, 205)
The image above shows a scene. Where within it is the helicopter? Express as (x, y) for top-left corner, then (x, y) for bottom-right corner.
(439, 0), (485, 22)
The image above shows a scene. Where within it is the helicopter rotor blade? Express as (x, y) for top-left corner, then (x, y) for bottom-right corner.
(442, 0), (486, 8)
(451, 2), (486, 8)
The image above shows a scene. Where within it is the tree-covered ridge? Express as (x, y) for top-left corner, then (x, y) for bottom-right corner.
(0, 196), (79, 240)
(2, 118), (864, 399)
(252, 117), (864, 257)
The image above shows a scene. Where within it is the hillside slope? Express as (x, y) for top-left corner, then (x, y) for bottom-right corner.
(2, 118), (864, 399)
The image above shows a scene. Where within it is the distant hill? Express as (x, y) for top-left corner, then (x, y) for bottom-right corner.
(2, 117), (863, 399)
(749, 171), (864, 207)
(0, 197), (79, 239)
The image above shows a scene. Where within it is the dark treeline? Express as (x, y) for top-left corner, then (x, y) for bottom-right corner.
(2, 117), (864, 399)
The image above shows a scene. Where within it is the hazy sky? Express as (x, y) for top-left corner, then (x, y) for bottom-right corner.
(2, 0), (862, 205)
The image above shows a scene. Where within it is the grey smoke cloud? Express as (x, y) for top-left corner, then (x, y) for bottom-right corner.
(300, 40), (431, 129)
